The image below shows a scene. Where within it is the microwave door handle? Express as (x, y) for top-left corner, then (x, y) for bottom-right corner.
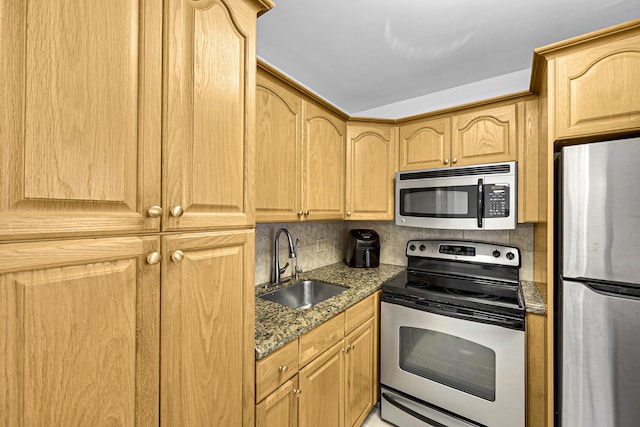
(477, 178), (484, 228)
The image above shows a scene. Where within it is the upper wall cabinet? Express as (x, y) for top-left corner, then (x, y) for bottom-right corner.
(255, 72), (303, 223)
(398, 103), (518, 171)
(163, 0), (258, 231)
(554, 32), (640, 140)
(345, 123), (397, 220)
(0, 1), (162, 241)
(255, 67), (346, 223)
(451, 103), (518, 166)
(303, 102), (346, 221)
(398, 117), (451, 171)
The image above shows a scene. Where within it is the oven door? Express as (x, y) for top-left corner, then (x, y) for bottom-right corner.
(380, 301), (525, 427)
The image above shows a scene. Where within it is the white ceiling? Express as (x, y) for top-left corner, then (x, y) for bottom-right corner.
(257, 0), (640, 118)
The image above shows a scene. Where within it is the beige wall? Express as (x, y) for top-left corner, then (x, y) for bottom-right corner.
(255, 221), (534, 286)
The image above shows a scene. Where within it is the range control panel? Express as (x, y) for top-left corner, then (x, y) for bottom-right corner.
(406, 240), (521, 267)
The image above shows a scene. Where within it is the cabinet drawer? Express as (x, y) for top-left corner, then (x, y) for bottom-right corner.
(345, 293), (376, 335)
(256, 339), (299, 403)
(299, 313), (345, 367)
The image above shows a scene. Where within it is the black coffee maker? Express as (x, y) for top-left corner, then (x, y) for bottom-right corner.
(346, 229), (380, 268)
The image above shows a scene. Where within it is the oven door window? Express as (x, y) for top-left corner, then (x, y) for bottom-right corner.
(399, 186), (478, 218)
(399, 327), (496, 401)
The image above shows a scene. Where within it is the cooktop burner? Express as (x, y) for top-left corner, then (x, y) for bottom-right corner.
(383, 240), (525, 318)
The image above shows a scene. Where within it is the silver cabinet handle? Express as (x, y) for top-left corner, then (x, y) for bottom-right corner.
(170, 206), (184, 217)
(304, 210), (310, 216)
(147, 206), (163, 218)
(346, 211), (352, 216)
(279, 365), (288, 373)
(171, 250), (184, 263)
(444, 158), (449, 164)
(146, 252), (161, 265)
(452, 157), (458, 164)
(293, 389), (302, 397)
(297, 210), (304, 216)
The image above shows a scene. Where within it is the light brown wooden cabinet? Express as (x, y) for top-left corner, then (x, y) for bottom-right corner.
(0, 0), (162, 241)
(256, 67), (347, 223)
(255, 292), (379, 427)
(256, 377), (299, 427)
(554, 32), (640, 140)
(161, 229), (255, 427)
(398, 117), (451, 171)
(0, 0), (270, 425)
(0, 0), (264, 241)
(0, 236), (160, 426)
(345, 123), (397, 220)
(399, 103), (518, 171)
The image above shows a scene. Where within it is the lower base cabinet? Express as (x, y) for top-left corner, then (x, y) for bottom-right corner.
(255, 292), (379, 427)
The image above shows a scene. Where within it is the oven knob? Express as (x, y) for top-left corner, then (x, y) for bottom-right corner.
(409, 244), (416, 251)
(506, 252), (515, 260)
(492, 250), (501, 258)
(419, 244), (426, 251)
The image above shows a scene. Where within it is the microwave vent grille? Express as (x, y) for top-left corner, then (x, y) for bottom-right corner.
(399, 163), (512, 180)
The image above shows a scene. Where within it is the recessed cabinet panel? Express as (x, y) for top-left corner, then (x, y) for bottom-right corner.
(256, 74), (303, 222)
(399, 118), (451, 170)
(346, 124), (397, 220)
(164, 0), (254, 231)
(556, 34), (640, 138)
(452, 104), (517, 166)
(0, 237), (160, 426)
(303, 102), (346, 220)
(0, 0), (162, 240)
(161, 230), (254, 427)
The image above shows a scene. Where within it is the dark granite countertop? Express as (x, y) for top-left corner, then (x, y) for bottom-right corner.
(255, 262), (405, 359)
(255, 263), (547, 359)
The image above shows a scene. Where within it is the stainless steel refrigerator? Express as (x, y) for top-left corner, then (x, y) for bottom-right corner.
(557, 136), (640, 426)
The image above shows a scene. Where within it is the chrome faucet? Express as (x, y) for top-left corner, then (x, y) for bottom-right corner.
(270, 228), (297, 286)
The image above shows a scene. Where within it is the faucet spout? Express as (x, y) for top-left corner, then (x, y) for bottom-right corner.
(271, 228), (297, 286)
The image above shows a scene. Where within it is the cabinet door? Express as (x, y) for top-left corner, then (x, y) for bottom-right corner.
(302, 102), (346, 221)
(0, 236), (160, 426)
(398, 117), (451, 170)
(0, 1), (162, 240)
(452, 104), (517, 166)
(256, 71), (304, 223)
(164, 0), (261, 231)
(555, 33), (640, 139)
(161, 230), (255, 427)
(299, 340), (345, 427)
(345, 318), (375, 427)
(345, 123), (397, 220)
(518, 99), (540, 223)
(256, 376), (299, 427)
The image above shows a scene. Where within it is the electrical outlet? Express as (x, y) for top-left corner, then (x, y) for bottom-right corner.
(316, 238), (326, 253)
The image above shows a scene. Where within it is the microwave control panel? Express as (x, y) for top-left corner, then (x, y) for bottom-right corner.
(484, 184), (510, 217)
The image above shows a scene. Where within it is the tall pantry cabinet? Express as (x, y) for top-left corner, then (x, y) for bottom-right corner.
(0, 0), (273, 425)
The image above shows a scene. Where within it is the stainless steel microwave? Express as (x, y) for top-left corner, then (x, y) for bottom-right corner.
(395, 161), (517, 230)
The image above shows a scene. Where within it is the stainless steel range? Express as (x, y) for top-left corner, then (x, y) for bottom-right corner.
(380, 240), (525, 427)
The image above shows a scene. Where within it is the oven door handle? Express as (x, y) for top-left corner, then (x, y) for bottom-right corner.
(382, 393), (448, 427)
(477, 178), (484, 228)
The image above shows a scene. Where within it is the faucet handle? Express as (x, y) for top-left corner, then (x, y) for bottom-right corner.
(279, 262), (290, 275)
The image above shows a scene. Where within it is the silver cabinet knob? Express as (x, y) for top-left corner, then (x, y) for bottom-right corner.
(452, 157), (458, 164)
(304, 210), (310, 216)
(170, 206), (184, 217)
(297, 210), (304, 216)
(146, 252), (161, 265)
(293, 389), (302, 397)
(346, 211), (352, 216)
(147, 205), (163, 218)
(171, 250), (184, 263)
(444, 158), (449, 165)
(279, 365), (288, 373)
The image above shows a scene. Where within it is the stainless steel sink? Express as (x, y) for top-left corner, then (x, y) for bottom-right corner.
(259, 280), (347, 309)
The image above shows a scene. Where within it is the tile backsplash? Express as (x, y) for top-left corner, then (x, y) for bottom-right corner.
(255, 221), (534, 286)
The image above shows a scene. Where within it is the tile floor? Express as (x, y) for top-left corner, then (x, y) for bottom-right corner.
(362, 405), (395, 427)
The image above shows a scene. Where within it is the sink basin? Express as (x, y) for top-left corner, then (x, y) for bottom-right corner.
(259, 280), (347, 309)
